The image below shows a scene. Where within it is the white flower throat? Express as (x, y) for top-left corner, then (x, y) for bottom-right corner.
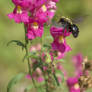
(17, 6), (22, 14)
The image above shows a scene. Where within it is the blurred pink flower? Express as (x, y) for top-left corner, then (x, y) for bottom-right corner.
(56, 62), (67, 78)
(43, 66), (48, 71)
(72, 53), (83, 77)
(26, 74), (31, 79)
(67, 77), (80, 92)
(57, 76), (62, 83)
(37, 76), (44, 83)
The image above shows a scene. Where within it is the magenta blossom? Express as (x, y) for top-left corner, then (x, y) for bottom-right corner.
(8, 0), (31, 23)
(67, 77), (80, 92)
(51, 37), (72, 54)
(8, 6), (29, 23)
(72, 53), (83, 77)
(50, 26), (72, 56)
(26, 19), (44, 40)
(34, 0), (57, 24)
(47, 1), (57, 19)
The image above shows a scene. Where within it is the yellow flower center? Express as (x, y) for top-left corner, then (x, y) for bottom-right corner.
(74, 83), (80, 90)
(32, 22), (39, 30)
(42, 5), (47, 12)
(58, 36), (64, 43)
(17, 6), (22, 14)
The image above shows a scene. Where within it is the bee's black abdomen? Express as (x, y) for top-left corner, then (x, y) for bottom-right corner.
(71, 24), (79, 38)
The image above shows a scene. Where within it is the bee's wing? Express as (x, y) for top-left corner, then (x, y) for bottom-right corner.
(72, 15), (88, 24)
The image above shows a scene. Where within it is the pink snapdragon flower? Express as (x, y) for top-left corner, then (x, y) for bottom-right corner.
(47, 1), (57, 19)
(8, 0), (31, 23)
(8, 0), (59, 40)
(72, 53), (83, 77)
(34, 0), (57, 24)
(67, 77), (80, 92)
(8, 6), (29, 23)
(27, 19), (44, 40)
(50, 26), (72, 54)
(52, 38), (71, 53)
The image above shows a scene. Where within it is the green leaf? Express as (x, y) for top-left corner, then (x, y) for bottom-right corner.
(7, 73), (26, 92)
(24, 84), (33, 92)
(7, 40), (25, 50)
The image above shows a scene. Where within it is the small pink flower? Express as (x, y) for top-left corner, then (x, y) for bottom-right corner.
(67, 77), (80, 92)
(51, 38), (72, 54)
(50, 26), (72, 55)
(36, 68), (42, 75)
(43, 66), (48, 71)
(26, 74), (31, 79)
(37, 76), (44, 83)
(27, 19), (44, 40)
(30, 46), (37, 52)
(72, 53), (83, 77)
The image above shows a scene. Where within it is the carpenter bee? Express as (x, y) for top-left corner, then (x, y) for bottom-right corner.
(58, 17), (79, 38)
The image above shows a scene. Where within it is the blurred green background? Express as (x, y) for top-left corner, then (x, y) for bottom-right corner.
(0, 0), (92, 92)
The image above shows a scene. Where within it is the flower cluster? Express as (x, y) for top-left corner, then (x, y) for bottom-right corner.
(26, 44), (66, 91)
(8, 0), (73, 59)
(8, 0), (59, 40)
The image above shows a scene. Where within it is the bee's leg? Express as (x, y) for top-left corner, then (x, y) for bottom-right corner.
(66, 26), (69, 33)
(62, 24), (67, 33)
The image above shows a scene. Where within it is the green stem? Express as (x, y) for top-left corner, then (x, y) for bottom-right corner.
(24, 24), (37, 89)
(53, 73), (60, 86)
(43, 73), (49, 92)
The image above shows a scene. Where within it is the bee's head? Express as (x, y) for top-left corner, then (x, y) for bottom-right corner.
(58, 18), (65, 23)
(71, 24), (79, 38)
